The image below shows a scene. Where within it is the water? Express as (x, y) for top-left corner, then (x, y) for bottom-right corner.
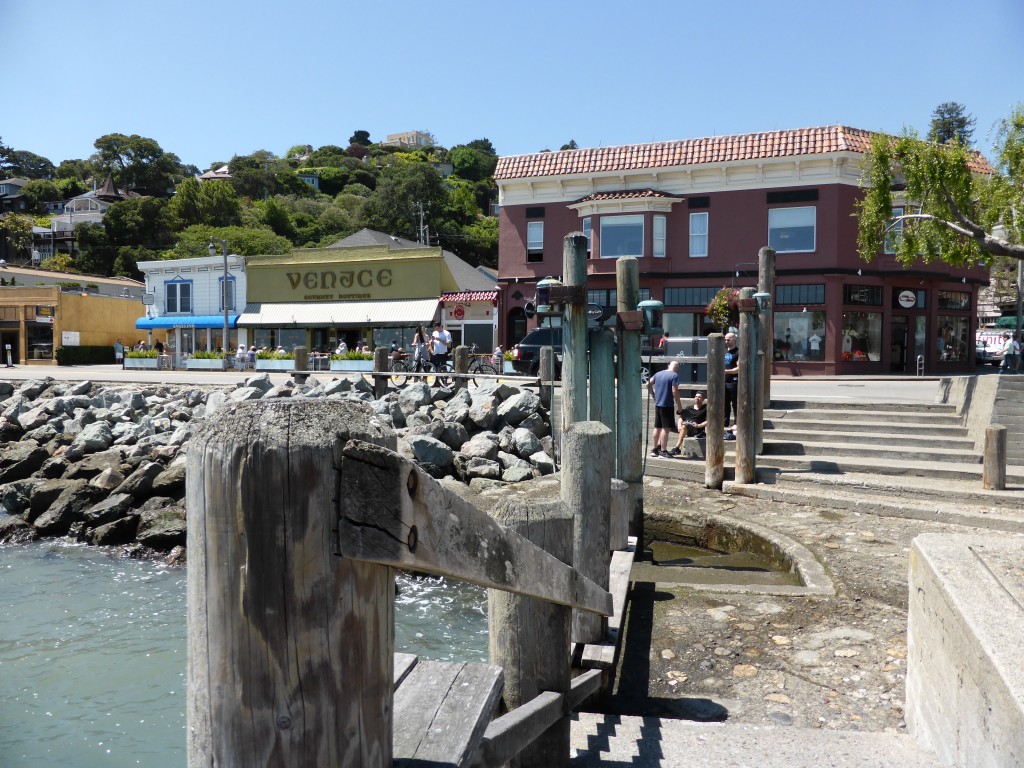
(0, 540), (487, 768)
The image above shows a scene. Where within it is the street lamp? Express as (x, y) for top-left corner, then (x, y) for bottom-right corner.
(209, 237), (230, 371)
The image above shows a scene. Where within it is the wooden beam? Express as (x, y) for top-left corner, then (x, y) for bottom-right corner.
(336, 440), (612, 617)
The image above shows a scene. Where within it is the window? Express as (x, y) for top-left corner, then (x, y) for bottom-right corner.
(527, 221), (544, 263)
(774, 311), (826, 362)
(843, 284), (882, 306)
(776, 284), (825, 306)
(165, 280), (192, 313)
(525, 207), (545, 218)
(841, 312), (882, 362)
(885, 206), (904, 254)
(664, 286), (719, 307)
(582, 217), (591, 257)
(938, 291), (970, 311)
(218, 276), (237, 311)
(689, 212), (708, 258)
(653, 215), (666, 258)
(768, 206), (815, 252)
(600, 215), (643, 258)
(937, 316), (969, 361)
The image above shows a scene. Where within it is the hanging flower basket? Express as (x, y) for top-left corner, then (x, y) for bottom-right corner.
(705, 287), (740, 330)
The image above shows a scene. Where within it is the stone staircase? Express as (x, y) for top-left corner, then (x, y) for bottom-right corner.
(992, 375), (1024, 467)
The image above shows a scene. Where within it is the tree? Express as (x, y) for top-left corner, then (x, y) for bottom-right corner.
(0, 136), (11, 174)
(40, 252), (76, 273)
(167, 178), (242, 229)
(929, 102), (976, 146)
(170, 225), (292, 258)
(0, 213), (34, 261)
(560, 139), (579, 151)
(19, 180), (60, 213)
(5, 150), (56, 180)
(361, 163), (448, 241)
(91, 133), (185, 195)
(856, 104), (1024, 268)
(349, 130), (372, 146)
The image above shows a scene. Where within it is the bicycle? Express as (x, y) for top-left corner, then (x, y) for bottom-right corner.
(467, 343), (499, 386)
(390, 354), (434, 386)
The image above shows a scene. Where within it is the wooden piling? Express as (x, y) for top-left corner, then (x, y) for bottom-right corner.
(705, 333), (725, 489)
(186, 399), (398, 768)
(562, 233), (589, 432)
(373, 346), (389, 399)
(758, 246), (776, 425)
(561, 421), (612, 644)
(454, 344), (470, 390)
(609, 479), (629, 552)
(982, 424), (1007, 490)
(539, 347), (554, 410)
(735, 287), (757, 484)
(488, 498), (572, 768)
(589, 327), (616, 457)
(615, 257), (643, 541)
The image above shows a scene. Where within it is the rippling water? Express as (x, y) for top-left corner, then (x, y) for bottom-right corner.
(0, 540), (487, 768)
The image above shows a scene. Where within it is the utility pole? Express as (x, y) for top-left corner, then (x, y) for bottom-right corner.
(415, 201), (428, 245)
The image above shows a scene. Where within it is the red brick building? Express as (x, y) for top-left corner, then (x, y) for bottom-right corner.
(494, 126), (988, 375)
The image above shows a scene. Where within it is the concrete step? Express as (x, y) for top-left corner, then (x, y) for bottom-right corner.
(766, 408), (962, 426)
(570, 713), (943, 767)
(765, 428), (974, 449)
(761, 439), (980, 464)
(770, 399), (957, 414)
(749, 452), (998, 481)
(764, 417), (968, 437)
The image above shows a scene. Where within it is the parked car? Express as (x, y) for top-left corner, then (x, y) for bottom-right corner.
(976, 339), (1004, 367)
(511, 326), (562, 375)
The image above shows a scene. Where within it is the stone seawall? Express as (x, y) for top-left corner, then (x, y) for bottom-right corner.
(0, 374), (554, 561)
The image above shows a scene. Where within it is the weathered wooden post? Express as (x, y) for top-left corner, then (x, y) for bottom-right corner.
(293, 345), (309, 372)
(454, 344), (470, 391)
(186, 400), (397, 768)
(615, 257), (643, 540)
(758, 246), (776, 435)
(609, 478), (629, 551)
(983, 424), (1007, 490)
(538, 346), (554, 410)
(735, 287), (757, 484)
(589, 326), (616, 452)
(705, 333), (725, 490)
(562, 421), (612, 644)
(373, 345), (389, 399)
(562, 233), (589, 433)
(488, 499), (572, 768)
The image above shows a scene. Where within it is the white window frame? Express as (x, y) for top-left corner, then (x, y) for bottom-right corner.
(653, 215), (666, 258)
(768, 206), (816, 253)
(218, 275), (237, 311)
(165, 280), (192, 314)
(689, 212), (708, 258)
(884, 206), (904, 254)
(582, 217), (592, 256)
(599, 214), (644, 259)
(527, 221), (544, 253)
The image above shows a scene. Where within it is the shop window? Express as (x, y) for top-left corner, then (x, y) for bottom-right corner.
(774, 311), (826, 361)
(768, 206), (815, 252)
(689, 212), (708, 258)
(938, 291), (970, 311)
(840, 312), (882, 362)
(843, 284), (883, 306)
(27, 323), (54, 360)
(600, 215), (643, 258)
(527, 221), (544, 263)
(165, 279), (192, 314)
(775, 284), (824, 306)
(937, 316), (969, 362)
(664, 286), (719, 307)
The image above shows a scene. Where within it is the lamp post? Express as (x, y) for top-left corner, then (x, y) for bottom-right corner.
(209, 237), (230, 371)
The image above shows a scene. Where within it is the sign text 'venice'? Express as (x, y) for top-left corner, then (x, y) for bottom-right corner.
(285, 269), (393, 291)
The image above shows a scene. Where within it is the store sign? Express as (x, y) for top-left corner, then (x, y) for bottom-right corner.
(35, 305), (55, 323)
(453, 304), (465, 321)
(897, 290), (917, 309)
(61, 331), (80, 346)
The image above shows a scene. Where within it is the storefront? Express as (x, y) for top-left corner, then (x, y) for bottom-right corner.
(439, 291), (499, 352)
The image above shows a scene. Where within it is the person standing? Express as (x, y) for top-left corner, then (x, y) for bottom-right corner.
(647, 360), (683, 458)
(113, 339), (124, 367)
(1000, 333), (1016, 373)
(430, 322), (451, 368)
(723, 331), (740, 426)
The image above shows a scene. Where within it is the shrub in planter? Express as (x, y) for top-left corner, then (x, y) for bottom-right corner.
(190, 350), (225, 359)
(126, 349), (159, 359)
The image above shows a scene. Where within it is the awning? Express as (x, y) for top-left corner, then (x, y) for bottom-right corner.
(136, 314), (238, 330)
(440, 290), (498, 304)
(237, 299), (440, 327)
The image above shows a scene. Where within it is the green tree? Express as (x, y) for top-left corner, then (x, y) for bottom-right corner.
(856, 104), (1024, 267)
(102, 197), (174, 253)
(0, 213), (34, 261)
(170, 225), (292, 258)
(260, 196), (296, 239)
(465, 138), (496, 155)
(91, 133), (186, 195)
(55, 177), (87, 199)
(0, 136), (11, 174)
(19, 180), (60, 213)
(55, 159), (94, 182)
(559, 139), (579, 151)
(6, 150), (56, 179)
(349, 130), (372, 146)
(929, 102), (976, 146)
(362, 163), (447, 240)
(167, 178), (242, 229)
(40, 252), (76, 273)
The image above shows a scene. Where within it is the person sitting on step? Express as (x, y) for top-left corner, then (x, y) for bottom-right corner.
(670, 392), (708, 456)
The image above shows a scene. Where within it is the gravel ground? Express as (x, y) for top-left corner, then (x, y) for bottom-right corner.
(599, 475), (1024, 735)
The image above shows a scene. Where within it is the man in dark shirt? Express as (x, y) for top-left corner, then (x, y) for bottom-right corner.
(723, 332), (739, 426)
(670, 392), (708, 455)
(646, 360), (683, 458)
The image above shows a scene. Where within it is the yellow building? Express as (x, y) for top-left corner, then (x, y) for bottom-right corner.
(0, 266), (144, 364)
(239, 230), (496, 352)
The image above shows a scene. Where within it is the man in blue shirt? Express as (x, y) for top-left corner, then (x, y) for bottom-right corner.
(647, 360), (683, 458)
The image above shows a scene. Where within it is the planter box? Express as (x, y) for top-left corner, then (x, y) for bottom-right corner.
(255, 359), (294, 371)
(330, 360), (374, 372)
(504, 361), (515, 374)
(186, 358), (227, 371)
(124, 358), (159, 369)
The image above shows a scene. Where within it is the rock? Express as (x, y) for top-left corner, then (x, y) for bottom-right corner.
(151, 459), (186, 497)
(518, 412), (549, 438)
(89, 467), (126, 492)
(501, 466), (535, 483)
(468, 477), (505, 492)
(229, 386), (265, 402)
(404, 410), (433, 428)
(204, 390), (228, 416)
(322, 378), (352, 397)
(31, 479), (98, 536)
(438, 421), (470, 450)
(17, 379), (49, 400)
(64, 449), (124, 481)
(244, 373), (274, 392)
(398, 383), (434, 415)
(511, 427), (542, 458)
(460, 456), (501, 480)
(0, 479), (38, 516)
(17, 406), (51, 431)
(136, 499), (187, 550)
(0, 441), (49, 484)
(407, 435), (454, 467)
(71, 421), (114, 455)
(461, 435), (499, 460)
(529, 451), (555, 475)
(497, 450), (530, 470)
(85, 514), (140, 546)
(496, 390), (541, 426)
(262, 385), (293, 399)
(467, 396), (499, 430)
(82, 493), (135, 529)
(24, 422), (61, 445)
(113, 461), (163, 500)
(0, 513), (36, 544)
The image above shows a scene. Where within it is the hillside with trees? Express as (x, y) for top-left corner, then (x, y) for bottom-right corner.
(0, 129), (501, 280)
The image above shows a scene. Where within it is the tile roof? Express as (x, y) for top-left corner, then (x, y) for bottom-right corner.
(440, 290), (498, 304)
(495, 126), (880, 181)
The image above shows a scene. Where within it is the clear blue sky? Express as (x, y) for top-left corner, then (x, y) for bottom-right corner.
(3, 0), (1023, 171)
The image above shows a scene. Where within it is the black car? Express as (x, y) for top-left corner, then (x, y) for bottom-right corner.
(511, 326), (563, 375)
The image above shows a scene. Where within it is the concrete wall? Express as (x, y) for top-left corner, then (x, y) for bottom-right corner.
(907, 533), (1024, 767)
(936, 375), (1001, 450)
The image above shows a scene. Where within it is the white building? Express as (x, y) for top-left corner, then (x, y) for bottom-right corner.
(136, 253), (247, 365)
